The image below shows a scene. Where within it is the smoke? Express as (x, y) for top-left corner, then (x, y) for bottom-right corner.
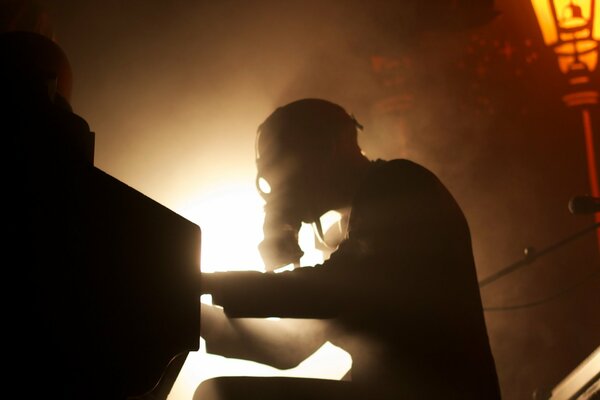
(43, 0), (489, 207)
(20, 1), (600, 399)
(35, 1), (460, 203)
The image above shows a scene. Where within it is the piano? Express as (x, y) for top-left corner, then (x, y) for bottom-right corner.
(5, 31), (201, 399)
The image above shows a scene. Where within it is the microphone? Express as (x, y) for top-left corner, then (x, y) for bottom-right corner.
(568, 195), (600, 214)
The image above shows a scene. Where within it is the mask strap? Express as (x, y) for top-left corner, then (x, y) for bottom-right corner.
(312, 218), (337, 251)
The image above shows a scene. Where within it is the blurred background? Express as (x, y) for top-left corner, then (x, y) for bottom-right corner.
(2, 0), (598, 399)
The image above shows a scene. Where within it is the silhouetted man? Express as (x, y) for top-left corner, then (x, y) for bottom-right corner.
(198, 98), (501, 399)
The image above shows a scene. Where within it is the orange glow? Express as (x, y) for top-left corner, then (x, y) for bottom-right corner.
(532, 0), (560, 44)
(569, 75), (591, 84)
(595, 0), (600, 37)
(531, 0), (600, 76)
(582, 109), (599, 198)
(532, 1), (600, 252)
(562, 90), (599, 106)
(581, 109), (600, 251)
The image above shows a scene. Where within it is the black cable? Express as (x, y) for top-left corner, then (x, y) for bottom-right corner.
(483, 269), (600, 312)
(478, 222), (600, 288)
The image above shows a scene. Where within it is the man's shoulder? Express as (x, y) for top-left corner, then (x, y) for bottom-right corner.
(369, 158), (438, 182)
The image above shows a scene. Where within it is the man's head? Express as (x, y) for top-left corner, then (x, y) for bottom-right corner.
(256, 98), (365, 221)
(1, 30), (73, 109)
(255, 98), (367, 270)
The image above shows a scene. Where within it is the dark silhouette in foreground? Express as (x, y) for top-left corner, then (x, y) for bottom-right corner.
(3, 31), (200, 399)
(198, 99), (501, 399)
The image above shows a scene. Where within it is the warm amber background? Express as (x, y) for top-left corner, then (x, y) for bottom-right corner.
(3, 1), (599, 399)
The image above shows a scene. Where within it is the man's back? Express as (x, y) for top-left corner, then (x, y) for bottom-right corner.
(328, 158), (501, 398)
(206, 158), (501, 398)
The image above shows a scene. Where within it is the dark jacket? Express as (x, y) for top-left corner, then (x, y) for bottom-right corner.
(208, 159), (501, 399)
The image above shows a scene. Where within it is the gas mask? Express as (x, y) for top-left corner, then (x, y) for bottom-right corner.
(254, 130), (311, 271)
(256, 182), (305, 271)
(255, 168), (340, 272)
(253, 98), (363, 271)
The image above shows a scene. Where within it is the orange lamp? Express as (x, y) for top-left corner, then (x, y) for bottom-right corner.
(531, 0), (600, 251)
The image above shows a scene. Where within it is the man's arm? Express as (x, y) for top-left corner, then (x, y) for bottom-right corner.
(200, 302), (332, 369)
(200, 268), (347, 319)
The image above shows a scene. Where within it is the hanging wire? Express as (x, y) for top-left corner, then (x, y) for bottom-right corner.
(478, 222), (599, 288)
(483, 269), (600, 312)
(479, 221), (600, 311)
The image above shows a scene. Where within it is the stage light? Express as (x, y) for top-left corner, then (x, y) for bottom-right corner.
(531, 0), (600, 251)
(171, 184), (351, 399)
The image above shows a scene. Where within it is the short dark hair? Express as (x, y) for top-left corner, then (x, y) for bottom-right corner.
(256, 98), (363, 169)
